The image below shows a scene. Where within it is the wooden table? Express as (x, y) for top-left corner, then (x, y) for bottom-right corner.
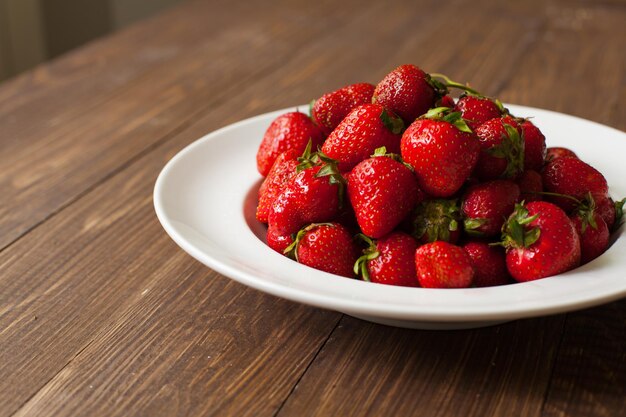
(1, 0), (624, 416)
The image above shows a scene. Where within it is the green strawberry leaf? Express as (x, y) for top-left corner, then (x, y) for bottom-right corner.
(501, 203), (541, 249)
(353, 234), (379, 281)
(423, 106), (451, 120)
(524, 227), (541, 247)
(380, 109), (405, 134)
(373, 147), (387, 157)
(308, 99), (315, 119)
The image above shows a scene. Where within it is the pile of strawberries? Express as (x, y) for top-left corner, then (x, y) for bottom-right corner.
(254, 64), (624, 288)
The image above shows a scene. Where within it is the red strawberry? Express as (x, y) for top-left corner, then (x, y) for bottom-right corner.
(347, 149), (420, 238)
(285, 223), (359, 277)
(542, 157), (609, 212)
(321, 103), (403, 172)
(463, 241), (511, 287)
(546, 147), (578, 162)
(570, 201), (609, 264)
(473, 115), (524, 180)
(312, 83), (375, 135)
(401, 112), (479, 197)
(268, 162), (345, 248)
(373, 64), (436, 122)
(454, 95), (503, 131)
(414, 241), (474, 288)
(438, 95), (456, 108)
(256, 112), (325, 176)
(596, 196), (625, 232)
(354, 232), (419, 287)
(462, 180), (520, 237)
(257, 149), (299, 223)
(406, 198), (461, 244)
(516, 169), (543, 202)
(501, 201), (581, 282)
(520, 119), (546, 172)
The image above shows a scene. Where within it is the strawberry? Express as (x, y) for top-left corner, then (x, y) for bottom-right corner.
(256, 149), (299, 223)
(463, 241), (511, 287)
(414, 241), (474, 288)
(570, 197), (609, 264)
(321, 103), (403, 172)
(401, 110), (479, 197)
(312, 83), (375, 135)
(256, 112), (325, 176)
(454, 95), (503, 131)
(438, 95), (456, 108)
(520, 119), (546, 172)
(373, 64), (436, 123)
(268, 160), (345, 251)
(473, 115), (524, 180)
(546, 147), (578, 162)
(500, 201), (581, 282)
(542, 157), (609, 212)
(285, 223), (359, 278)
(347, 148), (420, 238)
(596, 196), (625, 232)
(516, 169), (543, 202)
(406, 198), (461, 244)
(354, 232), (419, 287)
(461, 180), (520, 237)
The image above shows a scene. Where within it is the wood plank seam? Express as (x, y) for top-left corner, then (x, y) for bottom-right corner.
(271, 317), (344, 417)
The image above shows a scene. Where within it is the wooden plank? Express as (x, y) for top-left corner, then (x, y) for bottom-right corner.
(0, 0), (375, 251)
(277, 316), (565, 417)
(541, 301), (626, 417)
(0, 1), (461, 415)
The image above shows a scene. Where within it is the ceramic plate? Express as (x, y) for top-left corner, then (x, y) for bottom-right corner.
(154, 104), (626, 329)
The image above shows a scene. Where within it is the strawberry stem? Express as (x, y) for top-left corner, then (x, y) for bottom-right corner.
(430, 73), (482, 96)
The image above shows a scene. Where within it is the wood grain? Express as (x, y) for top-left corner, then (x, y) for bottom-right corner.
(0, 0), (372, 251)
(0, 0), (624, 416)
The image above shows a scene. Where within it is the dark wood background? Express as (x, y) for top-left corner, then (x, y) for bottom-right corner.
(0, 0), (624, 416)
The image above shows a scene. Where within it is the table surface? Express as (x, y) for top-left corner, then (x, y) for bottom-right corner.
(1, 0), (625, 416)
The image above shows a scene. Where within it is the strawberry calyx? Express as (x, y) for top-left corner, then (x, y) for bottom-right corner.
(487, 123), (525, 179)
(371, 146), (414, 171)
(308, 99), (316, 119)
(573, 192), (598, 234)
(380, 108), (405, 134)
(283, 222), (335, 260)
(498, 202), (540, 249)
(463, 218), (489, 236)
(410, 199), (460, 242)
(353, 234), (380, 282)
(295, 141), (347, 209)
(422, 107), (472, 133)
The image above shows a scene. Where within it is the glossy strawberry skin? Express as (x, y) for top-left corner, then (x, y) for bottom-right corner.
(473, 115), (523, 180)
(546, 147), (578, 162)
(348, 156), (420, 238)
(571, 213), (609, 265)
(516, 169), (543, 203)
(463, 241), (510, 287)
(542, 157), (609, 212)
(321, 104), (402, 172)
(295, 223), (359, 278)
(256, 112), (325, 176)
(454, 95), (502, 131)
(365, 232), (419, 287)
(521, 119), (546, 171)
(312, 83), (375, 135)
(595, 196), (616, 231)
(414, 241), (474, 288)
(462, 180), (520, 237)
(256, 150), (299, 223)
(268, 165), (341, 238)
(373, 64), (436, 123)
(505, 201), (581, 282)
(401, 118), (479, 197)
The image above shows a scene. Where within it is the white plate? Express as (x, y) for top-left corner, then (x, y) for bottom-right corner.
(154, 104), (626, 330)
